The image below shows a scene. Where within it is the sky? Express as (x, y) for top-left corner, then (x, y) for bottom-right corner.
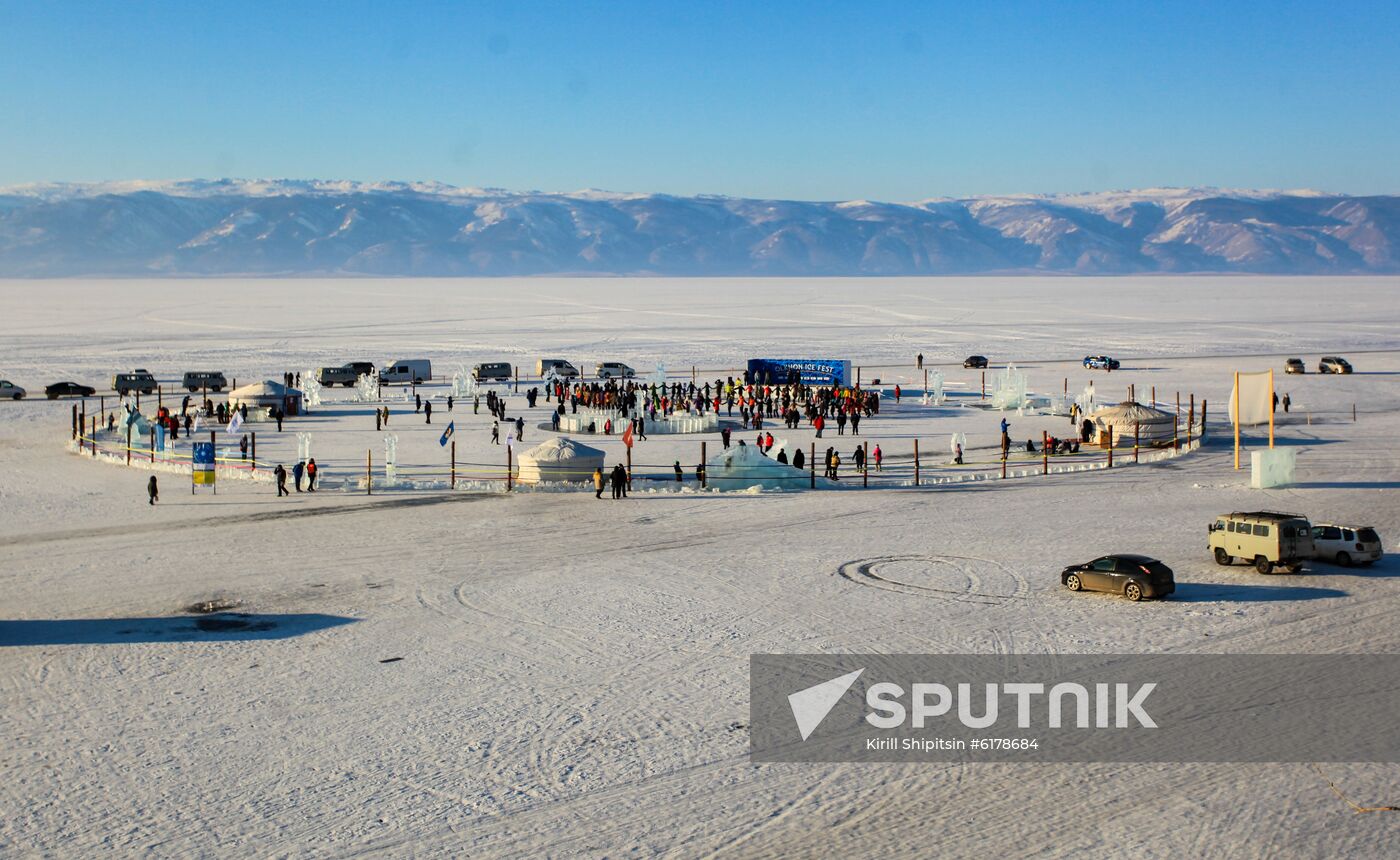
(2, 0), (1398, 201)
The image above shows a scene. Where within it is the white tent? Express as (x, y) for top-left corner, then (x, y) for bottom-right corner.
(515, 437), (606, 485)
(1089, 401), (1176, 447)
(227, 380), (303, 414)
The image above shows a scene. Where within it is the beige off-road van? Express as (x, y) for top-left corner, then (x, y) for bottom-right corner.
(1208, 511), (1314, 574)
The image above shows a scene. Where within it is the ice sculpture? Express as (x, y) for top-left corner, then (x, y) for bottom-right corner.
(297, 432), (312, 465)
(451, 364), (479, 399)
(650, 362), (667, 389)
(302, 369), (323, 409)
(355, 373), (378, 402)
(990, 364), (1029, 410)
(949, 432), (967, 455)
(922, 370), (945, 405)
(1075, 381), (1097, 418)
(384, 434), (398, 483)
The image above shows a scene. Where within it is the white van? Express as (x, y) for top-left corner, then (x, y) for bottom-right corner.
(536, 359), (579, 378)
(595, 361), (635, 379)
(380, 360), (432, 384)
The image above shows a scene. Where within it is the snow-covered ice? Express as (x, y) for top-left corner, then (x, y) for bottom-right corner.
(2, 276), (1399, 857)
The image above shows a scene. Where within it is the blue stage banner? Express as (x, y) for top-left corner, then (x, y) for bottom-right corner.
(747, 358), (851, 387)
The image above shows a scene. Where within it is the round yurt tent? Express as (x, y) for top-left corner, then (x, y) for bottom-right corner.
(1089, 401), (1175, 447)
(515, 437), (606, 485)
(227, 380), (304, 415)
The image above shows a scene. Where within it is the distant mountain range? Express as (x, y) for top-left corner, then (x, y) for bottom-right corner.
(1, 180), (1397, 276)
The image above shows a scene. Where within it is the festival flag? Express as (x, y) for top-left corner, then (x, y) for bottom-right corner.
(227, 410), (243, 437)
(439, 421), (455, 447)
(622, 421), (634, 448)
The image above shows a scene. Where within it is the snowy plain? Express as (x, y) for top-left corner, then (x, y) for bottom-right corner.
(2, 276), (1399, 858)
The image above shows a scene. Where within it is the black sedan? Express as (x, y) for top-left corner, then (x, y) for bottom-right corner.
(963, 355), (989, 369)
(46, 381), (96, 399)
(1061, 554), (1175, 601)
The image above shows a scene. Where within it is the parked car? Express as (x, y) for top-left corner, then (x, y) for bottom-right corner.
(1208, 511), (1314, 574)
(343, 361), (376, 379)
(379, 360), (431, 385)
(472, 362), (513, 381)
(318, 366), (360, 387)
(0, 380), (25, 400)
(1083, 355), (1120, 371)
(963, 355), (989, 369)
(46, 381), (96, 399)
(1284, 358), (1305, 375)
(1310, 524), (1383, 567)
(595, 361), (635, 379)
(536, 358), (579, 378)
(112, 370), (157, 395)
(182, 371), (227, 392)
(1061, 554), (1175, 601)
(1319, 356), (1353, 374)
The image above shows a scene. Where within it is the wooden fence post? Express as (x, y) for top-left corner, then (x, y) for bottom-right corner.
(1201, 400), (1208, 440)
(981, 371), (986, 400)
(810, 442), (816, 488)
(701, 441), (707, 488)
(127, 423), (132, 465)
(150, 425), (155, 462)
(1107, 426), (1114, 468)
(251, 432), (256, 472)
(862, 441), (869, 487)
(450, 440), (456, 489)
(508, 445), (515, 491)
(1189, 394), (1195, 447)
(1134, 421), (1140, 463)
(1042, 431), (1048, 475)
(366, 449), (372, 495)
(914, 439), (920, 486)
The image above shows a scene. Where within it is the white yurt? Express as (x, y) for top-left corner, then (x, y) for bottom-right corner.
(1089, 401), (1175, 447)
(515, 437), (606, 485)
(227, 380), (304, 415)
(705, 443), (814, 491)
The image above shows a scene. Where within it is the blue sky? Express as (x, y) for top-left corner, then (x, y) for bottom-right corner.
(2, 1), (1397, 199)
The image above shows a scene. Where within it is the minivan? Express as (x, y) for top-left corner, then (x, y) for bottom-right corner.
(1310, 524), (1382, 567)
(379, 360), (432, 384)
(318, 366), (360, 387)
(1319, 356), (1353, 374)
(182, 371), (227, 392)
(536, 359), (579, 378)
(1208, 511), (1314, 574)
(595, 361), (635, 379)
(473, 362), (514, 381)
(113, 370), (158, 395)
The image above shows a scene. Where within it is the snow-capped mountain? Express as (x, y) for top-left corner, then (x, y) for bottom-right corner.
(1, 180), (1396, 276)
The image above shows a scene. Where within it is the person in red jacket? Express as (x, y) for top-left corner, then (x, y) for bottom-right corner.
(814, 414), (825, 438)
(873, 444), (883, 472)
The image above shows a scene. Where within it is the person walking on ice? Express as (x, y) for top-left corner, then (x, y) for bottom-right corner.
(275, 464), (289, 496)
(146, 475), (158, 505)
(424, 400), (433, 424)
(293, 460), (304, 492)
(593, 466), (605, 499)
(306, 459), (318, 492)
(491, 421), (500, 444)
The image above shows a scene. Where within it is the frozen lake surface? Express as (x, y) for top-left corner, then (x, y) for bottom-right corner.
(2, 276), (1399, 857)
